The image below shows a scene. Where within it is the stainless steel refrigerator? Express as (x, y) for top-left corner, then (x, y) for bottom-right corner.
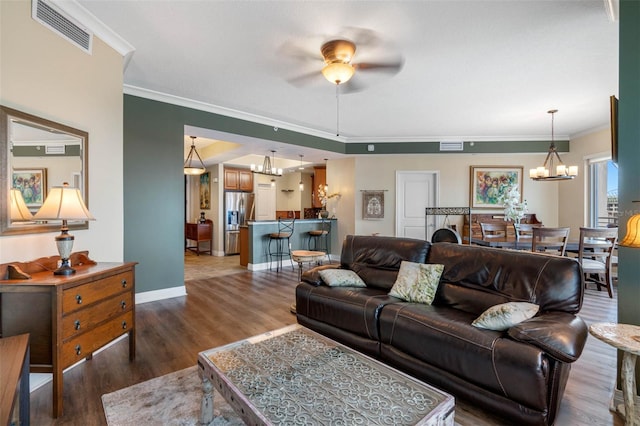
(224, 191), (255, 255)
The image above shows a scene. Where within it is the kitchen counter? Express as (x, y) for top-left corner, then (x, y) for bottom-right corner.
(244, 219), (337, 270)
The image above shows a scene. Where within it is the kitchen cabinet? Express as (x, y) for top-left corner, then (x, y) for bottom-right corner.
(224, 168), (253, 192)
(312, 167), (326, 208)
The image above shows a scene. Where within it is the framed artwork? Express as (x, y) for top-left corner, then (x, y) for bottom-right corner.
(362, 190), (385, 220)
(12, 168), (47, 208)
(470, 166), (523, 209)
(199, 172), (210, 210)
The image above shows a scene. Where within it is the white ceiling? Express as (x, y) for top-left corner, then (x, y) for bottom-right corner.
(71, 0), (619, 167)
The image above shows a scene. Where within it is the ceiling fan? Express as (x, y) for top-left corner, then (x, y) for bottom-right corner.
(286, 34), (404, 92)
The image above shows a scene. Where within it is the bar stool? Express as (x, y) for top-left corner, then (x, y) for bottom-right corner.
(268, 218), (295, 272)
(307, 218), (331, 262)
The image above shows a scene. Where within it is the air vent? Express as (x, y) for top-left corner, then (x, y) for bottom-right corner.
(45, 144), (66, 155)
(439, 141), (464, 151)
(32, 0), (93, 53)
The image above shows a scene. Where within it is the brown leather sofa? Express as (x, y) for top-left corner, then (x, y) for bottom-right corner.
(296, 235), (588, 426)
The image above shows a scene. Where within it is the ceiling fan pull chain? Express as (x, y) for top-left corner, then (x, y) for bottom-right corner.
(336, 84), (340, 136)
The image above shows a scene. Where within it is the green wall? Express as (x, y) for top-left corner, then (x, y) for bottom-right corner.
(122, 100), (571, 293)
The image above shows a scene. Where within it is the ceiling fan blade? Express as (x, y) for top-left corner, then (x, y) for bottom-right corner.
(354, 60), (404, 73)
(286, 70), (321, 87)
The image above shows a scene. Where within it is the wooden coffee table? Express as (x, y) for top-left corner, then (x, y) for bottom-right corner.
(198, 324), (454, 425)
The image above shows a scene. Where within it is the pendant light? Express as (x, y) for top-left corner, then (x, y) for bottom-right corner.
(250, 150), (282, 176)
(184, 136), (206, 175)
(298, 155), (304, 191)
(530, 110), (578, 181)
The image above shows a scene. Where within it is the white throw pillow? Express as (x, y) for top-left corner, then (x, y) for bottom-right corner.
(388, 261), (444, 305)
(318, 269), (366, 287)
(472, 302), (539, 331)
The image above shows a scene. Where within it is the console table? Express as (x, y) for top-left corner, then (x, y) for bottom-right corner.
(185, 220), (213, 255)
(0, 252), (136, 418)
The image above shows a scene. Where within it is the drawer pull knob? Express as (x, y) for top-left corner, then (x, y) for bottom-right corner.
(75, 295), (82, 304)
(121, 279), (127, 288)
(121, 301), (126, 309)
(122, 321), (128, 329)
(75, 345), (82, 355)
(74, 320), (81, 330)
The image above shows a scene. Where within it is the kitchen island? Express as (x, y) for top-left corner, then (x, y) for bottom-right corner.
(241, 219), (338, 270)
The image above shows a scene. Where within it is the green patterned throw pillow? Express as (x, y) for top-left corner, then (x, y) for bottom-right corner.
(388, 261), (444, 304)
(472, 302), (539, 331)
(318, 269), (367, 287)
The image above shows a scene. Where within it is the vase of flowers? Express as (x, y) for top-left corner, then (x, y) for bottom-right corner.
(317, 184), (329, 218)
(500, 185), (528, 225)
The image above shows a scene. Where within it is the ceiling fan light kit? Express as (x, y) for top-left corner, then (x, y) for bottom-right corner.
(530, 109), (578, 181)
(321, 39), (356, 85)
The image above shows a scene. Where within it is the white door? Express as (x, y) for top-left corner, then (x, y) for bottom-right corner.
(396, 171), (438, 240)
(255, 183), (276, 221)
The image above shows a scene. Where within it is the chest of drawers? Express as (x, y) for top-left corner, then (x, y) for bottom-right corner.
(0, 253), (136, 418)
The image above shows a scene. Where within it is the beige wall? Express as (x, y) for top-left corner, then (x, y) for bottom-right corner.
(559, 128), (612, 238)
(326, 157), (356, 250)
(0, 1), (124, 262)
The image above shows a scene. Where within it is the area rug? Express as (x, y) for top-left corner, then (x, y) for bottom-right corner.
(102, 366), (244, 426)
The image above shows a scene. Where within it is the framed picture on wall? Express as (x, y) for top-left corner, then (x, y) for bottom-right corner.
(12, 168), (47, 208)
(469, 165), (523, 209)
(362, 190), (385, 220)
(199, 172), (210, 210)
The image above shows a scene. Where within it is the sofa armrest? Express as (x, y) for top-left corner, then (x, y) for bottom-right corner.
(301, 264), (342, 286)
(507, 312), (588, 363)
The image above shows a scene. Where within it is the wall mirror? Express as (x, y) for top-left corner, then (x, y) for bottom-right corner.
(1, 105), (88, 236)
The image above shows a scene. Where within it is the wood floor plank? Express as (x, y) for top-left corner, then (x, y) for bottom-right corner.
(28, 255), (623, 425)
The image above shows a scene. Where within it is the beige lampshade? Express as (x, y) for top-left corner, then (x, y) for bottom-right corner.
(33, 183), (95, 221)
(322, 62), (355, 85)
(620, 214), (640, 247)
(9, 188), (33, 221)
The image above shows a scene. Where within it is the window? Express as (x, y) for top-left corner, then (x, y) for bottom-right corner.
(588, 158), (618, 227)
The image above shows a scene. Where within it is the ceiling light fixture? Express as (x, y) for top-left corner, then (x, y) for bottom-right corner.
(529, 109), (578, 181)
(298, 155), (304, 191)
(251, 150), (282, 176)
(184, 136), (206, 175)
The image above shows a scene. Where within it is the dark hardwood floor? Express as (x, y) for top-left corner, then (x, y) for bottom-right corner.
(29, 257), (623, 425)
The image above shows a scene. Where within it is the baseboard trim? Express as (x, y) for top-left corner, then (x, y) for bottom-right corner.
(135, 286), (187, 304)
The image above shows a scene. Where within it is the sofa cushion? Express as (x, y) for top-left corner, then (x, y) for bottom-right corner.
(472, 302), (539, 331)
(379, 303), (552, 411)
(295, 282), (395, 342)
(389, 261), (444, 304)
(340, 235), (431, 291)
(428, 243), (583, 314)
(318, 269), (366, 287)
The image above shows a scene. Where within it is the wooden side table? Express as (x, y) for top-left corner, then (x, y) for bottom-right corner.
(0, 333), (30, 426)
(589, 322), (640, 426)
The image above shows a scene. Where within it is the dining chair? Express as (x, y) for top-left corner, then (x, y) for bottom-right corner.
(531, 227), (570, 256)
(514, 223), (537, 241)
(480, 222), (508, 238)
(576, 227), (618, 298)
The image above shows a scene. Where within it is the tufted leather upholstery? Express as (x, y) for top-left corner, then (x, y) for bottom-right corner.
(296, 235), (587, 426)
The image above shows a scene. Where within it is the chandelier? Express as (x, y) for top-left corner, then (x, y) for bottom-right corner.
(251, 150), (282, 176)
(184, 136), (206, 175)
(530, 109), (578, 181)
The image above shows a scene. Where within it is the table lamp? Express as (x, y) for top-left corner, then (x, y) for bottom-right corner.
(33, 182), (95, 275)
(9, 188), (34, 221)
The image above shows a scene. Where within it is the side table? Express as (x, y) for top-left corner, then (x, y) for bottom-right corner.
(291, 250), (326, 282)
(589, 322), (640, 426)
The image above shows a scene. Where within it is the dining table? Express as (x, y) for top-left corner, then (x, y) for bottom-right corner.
(468, 236), (612, 253)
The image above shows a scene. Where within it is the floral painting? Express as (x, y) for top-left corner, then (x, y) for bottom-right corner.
(470, 166), (523, 209)
(12, 168), (47, 208)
